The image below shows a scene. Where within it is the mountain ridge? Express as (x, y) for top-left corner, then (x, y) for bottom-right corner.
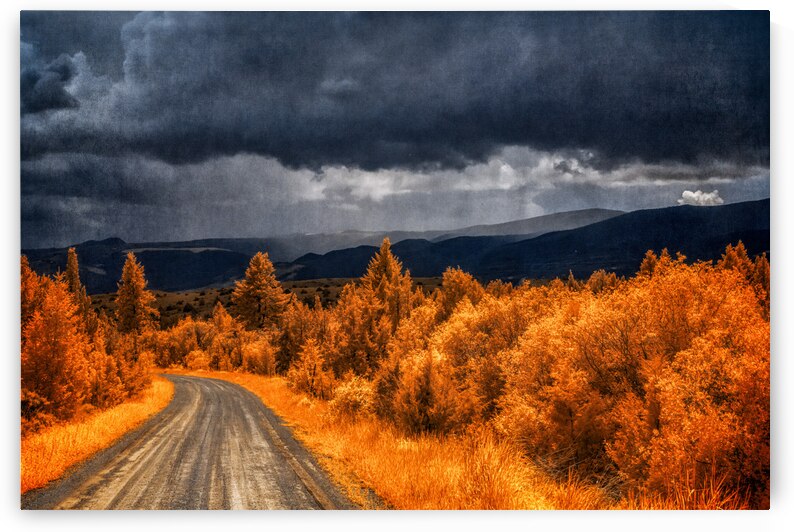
(281, 199), (770, 282)
(21, 202), (767, 293)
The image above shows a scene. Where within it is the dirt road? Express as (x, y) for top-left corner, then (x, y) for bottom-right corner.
(22, 375), (355, 510)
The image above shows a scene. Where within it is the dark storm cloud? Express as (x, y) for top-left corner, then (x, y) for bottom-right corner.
(21, 154), (163, 205)
(20, 11), (135, 79)
(21, 11), (769, 170)
(20, 53), (79, 114)
(20, 12), (770, 250)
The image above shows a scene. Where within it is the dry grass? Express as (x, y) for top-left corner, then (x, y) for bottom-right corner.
(167, 369), (614, 510)
(163, 369), (747, 509)
(617, 474), (750, 510)
(21, 375), (175, 493)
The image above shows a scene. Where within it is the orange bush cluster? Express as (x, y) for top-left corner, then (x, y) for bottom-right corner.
(21, 251), (154, 434)
(144, 302), (279, 375)
(23, 237), (768, 508)
(151, 240), (769, 508)
(168, 369), (578, 509)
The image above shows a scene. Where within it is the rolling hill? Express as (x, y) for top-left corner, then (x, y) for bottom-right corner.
(476, 198), (769, 281)
(23, 208), (624, 293)
(429, 208), (623, 240)
(281, 199), (770, 282)
(22, 201), (767, 293)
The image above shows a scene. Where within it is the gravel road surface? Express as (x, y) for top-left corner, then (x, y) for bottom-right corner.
(22, 374), (355, 510)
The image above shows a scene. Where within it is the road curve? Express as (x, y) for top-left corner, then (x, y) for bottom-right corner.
(22, 374), (356, 510)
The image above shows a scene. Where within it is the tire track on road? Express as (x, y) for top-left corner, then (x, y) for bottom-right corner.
(22, 375), (355, 510)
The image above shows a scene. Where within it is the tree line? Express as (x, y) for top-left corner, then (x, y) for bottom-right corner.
(21, 239), (770, 506)
(21, 250), (154, 433)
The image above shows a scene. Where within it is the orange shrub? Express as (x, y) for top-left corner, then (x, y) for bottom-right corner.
(53, 240), (766, 509)
(494, 255), (769, 506)
(287, 339), (335, 399)
(330, 374), (375, 419)
(241, 334), (278, 375)
(21, 376), (174, 493)
(185, 349), (211, 370)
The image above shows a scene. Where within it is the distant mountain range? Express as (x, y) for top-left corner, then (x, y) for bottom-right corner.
(22, 202), (768, 294)
(284, 199), (769, 282)
(123, 207), (622, 262)
(476, 199), (769, 281)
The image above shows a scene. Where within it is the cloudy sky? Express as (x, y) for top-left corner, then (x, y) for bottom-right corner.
(20, 11), (769, 248)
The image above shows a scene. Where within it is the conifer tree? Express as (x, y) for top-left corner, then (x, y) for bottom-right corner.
(719, 241), (754, 278)
(115, 252), (159, 334)
(438, 267), (485, 321)
(333, 239), (420, 376)
(21, 274), (90, 424)
(753, 252), (770, 318)
(21, 255), (46, 327)
(565, 270), (583, 290)
(65, 247), (81, 294)
(64, 247), (98, 334)
(361, 238), (416, 332)
(231, 252), (288, 330)
(287, 338), (334, 399)
(753, 253), (770, 294)
(278, 296), (313, 372)
(639, 250), (658, 276)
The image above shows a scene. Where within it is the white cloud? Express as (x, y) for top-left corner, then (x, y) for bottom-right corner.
(677, 189), (725, 206)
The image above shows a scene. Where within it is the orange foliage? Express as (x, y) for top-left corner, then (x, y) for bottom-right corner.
(331, 239), (422, 377)
(115, 252), (159, 334)
(437, 267), (485, 320)
(495, 252), (769, 507)
(21, 256), (47, 328)
(148, 301), (278, 375)
(287, 338), (335, 399)
(155, 241), (767, 508)
(21, 375), (174, 493)
(22, 274), (91, 427)
(231, 251), (289, 330)
(168, 369), (604, 510)
(278, 295), (334, 372)
(23, 238), (768, 508)
(21, 250), (155, 435)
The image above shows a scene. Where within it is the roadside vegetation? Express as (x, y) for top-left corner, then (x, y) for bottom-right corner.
(21, 239), (769, 508)
(21, 375), (173, 493)
(168, 368), (609, 509)
(90, 278), (443, 329)
(21, 249), (173, 493)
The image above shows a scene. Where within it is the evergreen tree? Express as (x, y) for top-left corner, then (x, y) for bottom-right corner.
(438, 267), (485, 321)
(753, 252), (770, 318)
(278, 296), (313, 372)
(719, 241), (754, 278)
(231, 252), (289, 330)
(332, 239), (419, 376)
(21, 255), (46, 327)
(21, 274), (91, 424)
(64, 247), (98, 334)
(753, 253), (770, 294)
(565, 270), (583, 290)
(115, 252), (159, 334)
(639, 250), (658, 276)
(361, 238), (416, 332)
(287, 338), (334, 399)
(65, 247), (81, 294)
